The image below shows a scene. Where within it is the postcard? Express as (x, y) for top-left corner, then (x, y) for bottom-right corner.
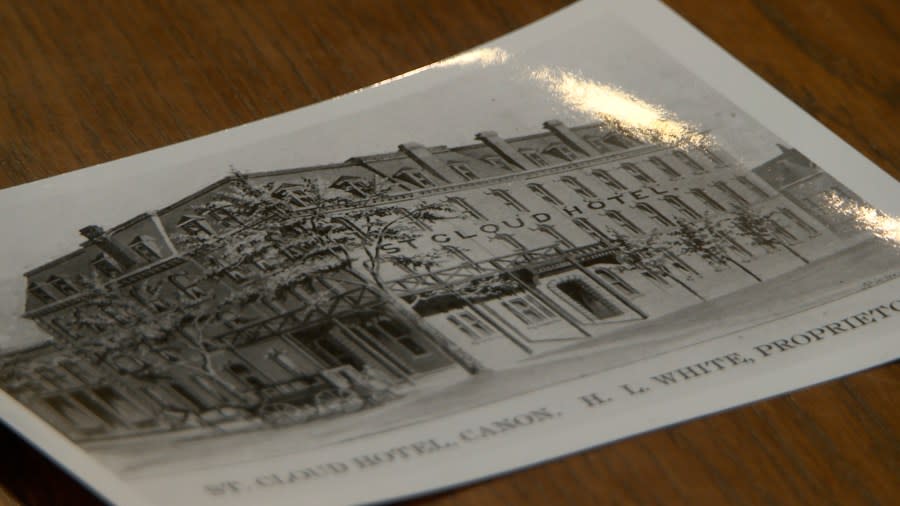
(1, 1), (898, 505)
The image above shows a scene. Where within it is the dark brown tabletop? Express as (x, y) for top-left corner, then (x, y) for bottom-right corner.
(0, 1), (897, 505)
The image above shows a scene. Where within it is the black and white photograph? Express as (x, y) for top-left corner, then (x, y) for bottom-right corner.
(0, 1), (897, 505)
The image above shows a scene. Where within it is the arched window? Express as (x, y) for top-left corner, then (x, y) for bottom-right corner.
(527, 183), (563, 206)
(621, 163), (655, 184)
(713, 181), (749, 207)
(592, 169), (626, 191)
(736, 176), (769, 199)
(493, 233), (527, 251)
(649, 157), (680, 179)
(487, 189), (529, 212)
(664, 195), (702, 219)
(690, 188), (726, 212)
(572, 217), (611, 245)
(560, 176), (597, 199)
(673, 150), (706, 174)
(555, 279), (622, 319)
(778, 208), (818, 236)
(606, 210), (643, 234)
(536, 224), (574, 248)
(635, 203), (674, 227)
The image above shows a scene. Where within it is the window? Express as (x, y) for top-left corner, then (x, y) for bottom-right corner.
(736, 176), (769, 199)
(770, 220), (798, 242)
(129, 236), (161, 261)
(649, 156), (680, 179)
(572, 217), (611, 245)
(584, 136), (611, 153)
(91, 254), (122, 279)
(718, 231), (753, 259)
(635, 203), (674, 227)
(664, 195), (702, 219)
(544, 143), (578, 161)
(690, 188), (726, 212)
(702, 148), (726, 166)
(449, 162), (478, 181)
(169, 272), (206, 299)
(445, 196), (485, 221)
(606, 210), (643, 234)
(28, 282), (55, 304)
(536, 224), (575, 248)
(365, 318), (429, 357)
(483, 155), (511, 170)
(519, 148), (548, 167)
(595, 268), (639, 296)
(560, 176), (597, 199)
(527, 183), (563, 206)
(205, 206), (240, 229)
(227, 363), (266, 389)
(664, 251), (699, 276)
(447, 311), (494, 341)
(555, 279), (622, 320)
(673, 150), (706, 174)
(714, 181), (749, 207)
(286, 188), (315, 208)
(622, 163), (655, 184)
(393, 167), (433, 189)
(592, 169), (626, 191)
(779, 208), (818, 236)
(488, 189), (529, 212)
(603, 133), (631, 149)
(330, 176), (370, 197)
(48, 276), (78, 297)
(177, 215), (213, 237)
(493, 233), (527, 251)
(502, 295), (555, 325)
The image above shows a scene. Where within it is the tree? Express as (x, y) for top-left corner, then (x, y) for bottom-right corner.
(175, 171), (485, 374)
(607, 231), (705, 300)
(665, 217), (762, 283)
(727, 207), (809, 264)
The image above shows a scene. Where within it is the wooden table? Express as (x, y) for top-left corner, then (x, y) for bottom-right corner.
(0, 1), (897, 504)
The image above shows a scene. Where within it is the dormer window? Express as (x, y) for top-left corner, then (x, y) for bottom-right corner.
(483, 155), (511, 170)
(544, 143), (578, 161)
(603, 132), (631, 149)
(392, 167), (433, 189)
(329, 176), (371, 198)
(177, 214), (213, 237)
(519, 148), (548, 167)
(205, 206), (240, 229)
(449, 162), (478, 181)
(47, 276), (78, 297)
(584, 136), (611, 153)
(92, 253), (123, 279)
(130, 235), (161, 261)
(28, 282), (55, 304)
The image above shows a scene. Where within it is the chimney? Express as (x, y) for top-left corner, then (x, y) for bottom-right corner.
(474, 131), (532, 170)
(80, 225), (137, 269)
(543, 120), (601, 156)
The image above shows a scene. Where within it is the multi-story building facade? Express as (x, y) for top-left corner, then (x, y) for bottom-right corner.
(0, 120), (868, 441)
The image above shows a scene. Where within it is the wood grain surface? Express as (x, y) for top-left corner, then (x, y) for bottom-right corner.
(0, 1), (897, 504)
